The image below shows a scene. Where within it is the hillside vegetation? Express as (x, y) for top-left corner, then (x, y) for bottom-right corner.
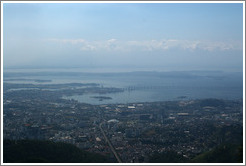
(3, 139), (111, 163)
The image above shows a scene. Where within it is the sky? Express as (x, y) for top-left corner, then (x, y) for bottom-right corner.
(3, 2), (244, 72)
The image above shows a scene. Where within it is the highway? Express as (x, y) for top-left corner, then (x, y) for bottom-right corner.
(99, 123), (122, 163)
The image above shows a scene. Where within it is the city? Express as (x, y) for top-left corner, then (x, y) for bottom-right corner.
(3, 82), (243, 163)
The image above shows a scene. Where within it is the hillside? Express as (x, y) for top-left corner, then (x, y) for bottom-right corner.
(149, 143), (242, 163)
(3, 139), (112, 163)
(191, 144), (243, 163)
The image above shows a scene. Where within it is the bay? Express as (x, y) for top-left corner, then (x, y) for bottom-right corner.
(3, 70), (243, 105)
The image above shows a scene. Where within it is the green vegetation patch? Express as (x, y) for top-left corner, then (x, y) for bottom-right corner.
(3, 139), (111, 163)
(191, 144), (243, 163)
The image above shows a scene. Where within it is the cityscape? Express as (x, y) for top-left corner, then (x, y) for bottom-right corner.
(3, 79), (243, 163)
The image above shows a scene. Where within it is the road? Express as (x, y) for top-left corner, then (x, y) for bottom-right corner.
(99, 123), (122, 163)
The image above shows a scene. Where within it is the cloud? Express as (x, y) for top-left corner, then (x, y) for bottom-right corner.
(47, 38), (242, 52)
(126, 39), (242, 51)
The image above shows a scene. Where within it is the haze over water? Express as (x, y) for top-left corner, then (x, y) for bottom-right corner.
(4, 68), (243, 105)
(3, 3), (243, 71)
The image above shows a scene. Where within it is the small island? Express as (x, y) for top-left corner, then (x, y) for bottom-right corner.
(4, 78), (52, 83)
(177, 96), (187, 99)
(90, 96), (112, 101)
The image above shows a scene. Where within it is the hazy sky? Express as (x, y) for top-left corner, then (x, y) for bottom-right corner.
(3, 2), (244, 72)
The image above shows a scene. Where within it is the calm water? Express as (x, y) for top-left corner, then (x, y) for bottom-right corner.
(4, 70), (243, 105)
